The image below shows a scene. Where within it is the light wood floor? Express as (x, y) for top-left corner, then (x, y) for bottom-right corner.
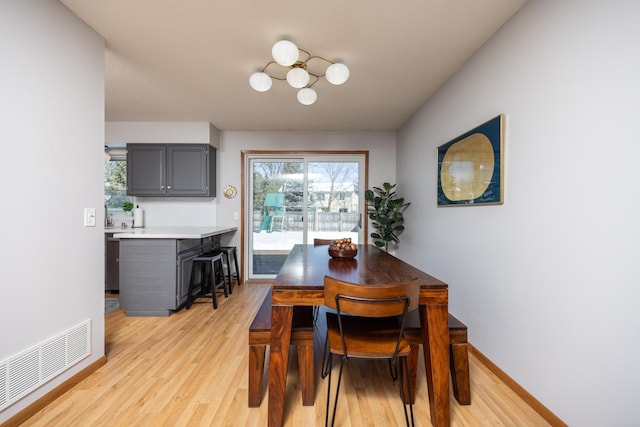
(22, 283), (550, 426)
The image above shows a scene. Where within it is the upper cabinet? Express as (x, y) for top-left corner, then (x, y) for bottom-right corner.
(127, 144), (216, 197)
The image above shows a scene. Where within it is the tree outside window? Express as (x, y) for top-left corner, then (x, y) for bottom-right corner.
(105, 160), (132, 212)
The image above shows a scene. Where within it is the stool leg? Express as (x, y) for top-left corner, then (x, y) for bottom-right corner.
(185, 260), (198, 309)
(207, 261), (218, 309)
(220, 258), (229, 297)
(212, 257), (228, 299)
(231, 247), (240, 286)
(223, 251), (233, 294)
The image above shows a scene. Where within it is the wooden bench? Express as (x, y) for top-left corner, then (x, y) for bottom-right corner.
(403, 311), (471, 405)
(248, 290), (315, 407)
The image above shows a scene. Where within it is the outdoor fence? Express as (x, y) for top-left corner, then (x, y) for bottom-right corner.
(253, 210), (359, 233)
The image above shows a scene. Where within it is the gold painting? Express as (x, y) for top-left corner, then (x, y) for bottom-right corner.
(437, 115), (504, 206)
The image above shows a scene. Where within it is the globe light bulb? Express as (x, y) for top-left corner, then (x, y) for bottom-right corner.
(326, 63), (350, 85)
(249, 72), (272, 92)
(297, 87), (317, 105)
(272, 40), (299, 66)
(286, 67), (310, 88)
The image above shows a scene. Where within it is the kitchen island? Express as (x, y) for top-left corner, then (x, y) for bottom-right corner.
(114, 226), (237, 316)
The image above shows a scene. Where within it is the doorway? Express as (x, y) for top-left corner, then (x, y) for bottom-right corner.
(245, 152), (367, 280)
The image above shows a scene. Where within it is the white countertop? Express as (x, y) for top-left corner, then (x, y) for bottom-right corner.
(106, 226), (237, 239)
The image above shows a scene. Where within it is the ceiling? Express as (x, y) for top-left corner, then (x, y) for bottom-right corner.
(59, 0), (527, 131)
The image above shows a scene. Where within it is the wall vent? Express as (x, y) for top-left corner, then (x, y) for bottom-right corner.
(0, 319), (90, 412)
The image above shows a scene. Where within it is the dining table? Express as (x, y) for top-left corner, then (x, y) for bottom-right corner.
(268, 243), (450, 427)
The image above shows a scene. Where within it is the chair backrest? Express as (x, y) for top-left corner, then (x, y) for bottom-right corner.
(323, 275), (420, 318)
(314, 238), (336, 246)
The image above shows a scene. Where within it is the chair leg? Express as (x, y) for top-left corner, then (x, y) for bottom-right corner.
(324, 353), (333, 427)
(388, 359), (399, 381)
(401, 356), (415, 427)
(321, 335), (331, 379)
(326, 355), (345, 427)
(403, 343), (420, 404)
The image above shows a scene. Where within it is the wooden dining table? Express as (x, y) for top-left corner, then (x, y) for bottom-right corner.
(268, 244), (450, 427)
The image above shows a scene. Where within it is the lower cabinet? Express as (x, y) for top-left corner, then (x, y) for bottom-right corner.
(119, 236), (219, 316)
(105, 234), (120, 292)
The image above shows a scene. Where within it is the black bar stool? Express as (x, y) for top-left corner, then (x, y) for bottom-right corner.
(185, 252), (229, 309)
(220, 246), (240, 294)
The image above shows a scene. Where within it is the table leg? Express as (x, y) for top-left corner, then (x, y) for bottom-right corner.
(421, 303), (450, 427)
(268, 304), (293, 427)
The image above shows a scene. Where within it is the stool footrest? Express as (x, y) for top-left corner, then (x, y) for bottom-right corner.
(186, 251), (229, 310)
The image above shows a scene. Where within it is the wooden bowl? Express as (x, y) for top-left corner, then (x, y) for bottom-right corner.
(328, 246), (357, 259)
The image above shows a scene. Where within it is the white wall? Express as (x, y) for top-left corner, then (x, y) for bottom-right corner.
(219, 131), (397, 249)
(0, 0), (105, 422)
(396, 1), (640, 425)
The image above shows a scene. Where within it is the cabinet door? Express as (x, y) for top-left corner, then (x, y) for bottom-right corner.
(105, 236), (119, 291)
(176, 250), (198, 308)
(127, 144), (166, 196)
(167, 145), (212, 196)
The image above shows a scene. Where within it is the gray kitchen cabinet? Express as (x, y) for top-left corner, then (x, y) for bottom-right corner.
(105, 234), (119, 292)
(126, 144), (216, 197)
(119, 236), (219, 316)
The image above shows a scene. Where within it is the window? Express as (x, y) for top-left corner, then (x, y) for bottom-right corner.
(104, 147), (132, 213)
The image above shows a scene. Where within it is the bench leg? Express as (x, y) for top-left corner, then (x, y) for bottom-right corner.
(450, 342), (471, 405)
(248, 344), (266, 407)
(298, 343), (314, 406)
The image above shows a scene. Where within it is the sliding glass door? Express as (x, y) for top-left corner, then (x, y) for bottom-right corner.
(247, 154), (365, 280)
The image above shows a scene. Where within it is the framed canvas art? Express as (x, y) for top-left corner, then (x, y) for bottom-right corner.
(437, 114), (504, 206)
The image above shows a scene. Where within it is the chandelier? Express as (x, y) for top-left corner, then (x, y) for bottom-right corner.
(249, 40), (350, 106)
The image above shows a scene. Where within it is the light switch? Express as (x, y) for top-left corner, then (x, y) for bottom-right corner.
(233, 211), (239, 221)
(84, 208), (96, 227)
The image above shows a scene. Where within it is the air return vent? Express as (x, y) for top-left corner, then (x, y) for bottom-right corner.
(0, 319), (90, 411)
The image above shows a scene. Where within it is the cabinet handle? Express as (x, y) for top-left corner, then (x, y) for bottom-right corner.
(167, 186), (171, 190)
(161, 185), (165, 190)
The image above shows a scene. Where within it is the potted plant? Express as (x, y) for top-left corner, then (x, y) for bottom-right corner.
(122, 201), (134, 215)
(364, 182), (411, 252)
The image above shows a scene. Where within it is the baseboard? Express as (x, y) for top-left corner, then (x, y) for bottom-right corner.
(2, 355), (107, 427)
(469, 344), (567, 427)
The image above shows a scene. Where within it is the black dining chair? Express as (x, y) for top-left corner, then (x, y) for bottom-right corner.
(320, 275), (420, 427)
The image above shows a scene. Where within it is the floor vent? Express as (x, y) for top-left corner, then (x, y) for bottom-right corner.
(0, 319), (91, 411)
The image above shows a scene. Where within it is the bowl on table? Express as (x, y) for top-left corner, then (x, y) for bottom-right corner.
(328, 238), (358, 259)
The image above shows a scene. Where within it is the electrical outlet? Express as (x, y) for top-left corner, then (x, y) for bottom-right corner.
(84, 208), (96, 227)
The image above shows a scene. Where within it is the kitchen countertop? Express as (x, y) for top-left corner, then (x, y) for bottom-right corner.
(105, 226), (237, 239)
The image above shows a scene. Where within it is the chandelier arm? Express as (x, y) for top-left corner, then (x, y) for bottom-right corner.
(261, 61), (287, 81)
(297, 48), (312, 62)
(305, 55), (336, 66)
(306, 73), (320, 88)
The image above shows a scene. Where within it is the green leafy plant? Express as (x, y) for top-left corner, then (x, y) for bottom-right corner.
(122, 201), (134, 212)
(364, 182), (411, 252)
